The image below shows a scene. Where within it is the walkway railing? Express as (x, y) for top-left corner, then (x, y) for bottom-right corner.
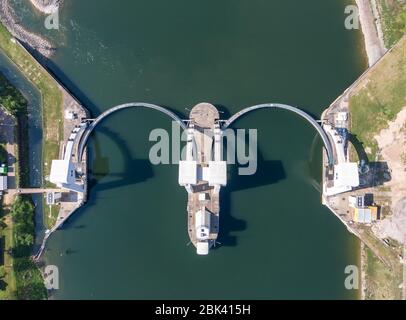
(222, 103), (335, 166)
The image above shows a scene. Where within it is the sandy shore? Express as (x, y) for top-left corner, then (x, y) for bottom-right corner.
(372, 107), (406, 245)
(29, 0), (62, 15)
(355, 0), (387, 66)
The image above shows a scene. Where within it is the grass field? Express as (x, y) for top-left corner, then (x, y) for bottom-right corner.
(0, 210), (17, 300)
(0, 21), (64, 229)
(349, 34), (406, 160)
(378, 0), (406, 47)
(0, 22), (63, 186)
(362, 243), (403, 299)
(44, 203), (59, 230)
(0, 20), (66, 299)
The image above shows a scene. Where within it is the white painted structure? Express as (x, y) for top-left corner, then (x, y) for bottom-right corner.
(178, 161), (197, 186)
(208, 161), (227, 186)
(325, 162), (360, 196)
(50, 160), (75, 185)
(195, 208), (211, 255)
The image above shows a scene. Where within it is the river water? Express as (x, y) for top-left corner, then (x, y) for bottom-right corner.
(15, 0), (366, 299)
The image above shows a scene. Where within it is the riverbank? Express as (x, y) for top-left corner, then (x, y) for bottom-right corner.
(355, 0), (387, 66)
(0, 19), (67, 299)
(0, 22), (63, 187)
(0, 73), (46, 300)
(322, 30), (406, 299)
(0, 0), (54, 57)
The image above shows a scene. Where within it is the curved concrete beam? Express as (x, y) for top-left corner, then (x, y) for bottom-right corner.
(77, 102), (186, 161)
(223, 103), (334, 166)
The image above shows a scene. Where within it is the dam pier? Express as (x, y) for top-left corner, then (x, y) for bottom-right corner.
(180, 103), (225, 254)
(38, 100), (362, 257)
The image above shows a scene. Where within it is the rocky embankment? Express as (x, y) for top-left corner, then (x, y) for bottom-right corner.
(0, 0), (55, 57)
(30, 0), (62, 14)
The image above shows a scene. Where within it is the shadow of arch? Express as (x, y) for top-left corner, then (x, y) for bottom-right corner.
(348, 133), (369, 162)
(87, 126), (154, 193)
(214, 128), (286, 248)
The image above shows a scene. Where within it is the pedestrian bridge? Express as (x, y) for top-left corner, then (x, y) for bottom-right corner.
(75, 102), (334, 166)
(223, 103), (334, 165)
(76, 102), (187, 162)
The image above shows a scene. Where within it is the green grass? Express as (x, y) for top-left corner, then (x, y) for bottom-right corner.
(0, 21), (63, 297)
(0, 72), (27, 116)
(350, 35), (406, 160)
(0, 21), (64, 230)
(378, 0), (406, 48)
(358, 227), (403, 299)
(13, 257), (46, 300)
(0, 22), (63, 189)
(44, 203), (60, 230)
(0, 206), (17, 300)
(363, 245), (403, 299)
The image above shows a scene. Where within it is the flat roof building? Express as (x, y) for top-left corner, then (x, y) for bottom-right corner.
(334, 163), (360, 188)
(50, 160), (75, 185)
(178, 160), (197, 186)
(353, 208), (372, 224)
(208, 161), (227, 186)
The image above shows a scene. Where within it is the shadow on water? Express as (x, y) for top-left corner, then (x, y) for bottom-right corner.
(216, 128), (286, 247)
(56, 107), (286, 250)
(214, 104), (232, 120)
(44, 58), (99, 114)
(88, 126), (154, 191)
(55, 125), (154, 233)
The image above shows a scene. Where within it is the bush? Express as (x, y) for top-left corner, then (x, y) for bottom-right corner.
(0, 73), (27, 116)
(11, 196), (35, 250)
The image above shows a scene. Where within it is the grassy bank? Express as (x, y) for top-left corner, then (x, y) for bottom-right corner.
(0, 73), (47, 299)
(10, 196), (47, 300)
(0, 21), (64, 231)
(362, 242), (403, 299)
(0, 208), (16, 300)
(377, 0), (406, 47)
(349, 34), (406, 160)
(349, 31), (406, 300)
(0, 22), (63, 186)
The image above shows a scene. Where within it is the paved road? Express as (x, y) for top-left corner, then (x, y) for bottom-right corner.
(8, 188), (64, 195)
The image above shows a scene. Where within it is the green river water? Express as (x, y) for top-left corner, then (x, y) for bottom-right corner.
(13, 0), (367, 299)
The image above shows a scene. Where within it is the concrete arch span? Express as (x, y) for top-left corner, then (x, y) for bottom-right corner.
(222, 103), (334, 166)
(77, 102), (187, 161)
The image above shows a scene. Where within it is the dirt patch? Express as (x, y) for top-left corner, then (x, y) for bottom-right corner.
(372, 107), (406, 244)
